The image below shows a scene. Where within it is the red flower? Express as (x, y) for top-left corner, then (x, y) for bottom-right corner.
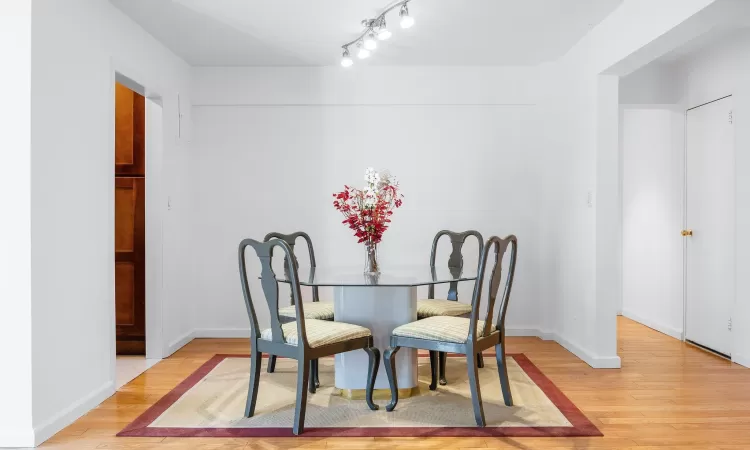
(332, 174), (404, 246)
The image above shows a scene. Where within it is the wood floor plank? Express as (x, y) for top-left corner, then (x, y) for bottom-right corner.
(39, 317), (750, 449)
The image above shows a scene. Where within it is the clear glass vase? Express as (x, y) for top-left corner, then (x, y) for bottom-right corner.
(364, 242), (380, 274)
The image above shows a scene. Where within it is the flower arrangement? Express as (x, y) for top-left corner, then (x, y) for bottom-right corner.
(332, 168), (403, 273)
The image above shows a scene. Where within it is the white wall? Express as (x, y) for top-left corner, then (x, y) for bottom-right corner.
(189, 67), (545, 337)
(675, 29), (750, 366)
(24, 0), (194, 445)
(619, 62), (681, 104)
(620, 108), (685, 339)
(0, 1), (34, 446)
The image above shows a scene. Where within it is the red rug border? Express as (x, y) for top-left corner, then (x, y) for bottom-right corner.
(117, 353), (602, 438)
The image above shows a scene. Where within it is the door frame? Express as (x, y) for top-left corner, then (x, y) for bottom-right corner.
(108, 60), (166, 385)
(682, 94), (735, 357)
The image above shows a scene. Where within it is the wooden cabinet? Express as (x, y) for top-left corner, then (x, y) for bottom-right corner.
(115, 82), (146, 355)
(115, 82), (145, 176)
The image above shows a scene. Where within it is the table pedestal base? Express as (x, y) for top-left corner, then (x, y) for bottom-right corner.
(336, 387), (420, 400)
(333, 285), (418, 390)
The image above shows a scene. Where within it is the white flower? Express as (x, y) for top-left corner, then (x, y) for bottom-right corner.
(377, 169), (396, 190)
(363, 186), (378, 207)
(364, 167), (380, 186)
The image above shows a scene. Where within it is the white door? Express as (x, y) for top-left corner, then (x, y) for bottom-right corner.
(685, 95), (734, 356)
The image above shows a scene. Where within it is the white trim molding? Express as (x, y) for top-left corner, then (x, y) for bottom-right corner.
(186, 327), (621, 368)
(166, 329), (195, 357)
(193, 328), (251, 339)
(732, 354), (750, 369)
(552, 332), (622, 369)
(170, 326), (622, 369)
(622, 309), (684, 341)
(32, 381), (114, 446)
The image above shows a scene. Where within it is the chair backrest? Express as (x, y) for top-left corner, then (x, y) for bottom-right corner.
(263, 231), (319, 304)
(238, 238), (308, 348)
(428, 230), (484, 300)
(467, 235), (518, 343)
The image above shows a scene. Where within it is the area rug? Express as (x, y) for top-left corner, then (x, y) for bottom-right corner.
(118, 353), (601, 438)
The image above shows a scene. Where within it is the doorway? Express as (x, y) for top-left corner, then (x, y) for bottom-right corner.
(684, 95), (735, 357)
(115, 82), (146, 355)
(113, 78), (164, 388)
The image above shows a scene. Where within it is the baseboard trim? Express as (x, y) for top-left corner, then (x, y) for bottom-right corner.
(505, 327), (547, 338)
(32, 380), (114, 446)
(621, 309), (683, 340)
(187, 327), (621, 368)
(166, 329), (195, 357)
(731, 353), (750, 369)
(552, 332), (621, 369)
(193, 328), (250, 339)
(194, 327), (549, 340)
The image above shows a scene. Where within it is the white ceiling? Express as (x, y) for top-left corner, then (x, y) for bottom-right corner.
(110, 0), (622, 67)
(658, 26), (750, 64)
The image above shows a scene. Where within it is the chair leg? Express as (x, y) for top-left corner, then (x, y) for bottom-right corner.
(308, 360), (317, 394)
(267, 355), (277, 373)
(477, 352), (485, 368)
(384, 346), (401, 412)
(439, 351), (448, 385)
(495, 343), (513, 406)
(293, 358), (311, 435)
(428, 350), (438, 391)
(313, 358), (320, 388)
(363, 347), (381, 411)
(466, 352), (486, 427)
(244, 350), (262, 418)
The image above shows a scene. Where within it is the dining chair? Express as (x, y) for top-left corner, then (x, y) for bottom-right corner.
(263, 231), (334, 392)
(383, 235), (518, 426)
(238, 237), (380, 435)
(417, 229), (484, 386)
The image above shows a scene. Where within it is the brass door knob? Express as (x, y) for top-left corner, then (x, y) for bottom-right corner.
(681, 229), (693, 236)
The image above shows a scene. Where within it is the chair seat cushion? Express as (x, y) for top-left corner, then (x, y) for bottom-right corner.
(417, 299), (473, 319)
(261, 319), (371, 348)
(278, 301), (334, 321)
(392, 316), (497, 344)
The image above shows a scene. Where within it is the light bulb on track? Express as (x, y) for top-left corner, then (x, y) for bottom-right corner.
(399, 4), (414, 29)
(377, 18), (392, 40)
(364, 31), (377, 50)
(357, 42), (370, 59)
(341, 48), (353, 67)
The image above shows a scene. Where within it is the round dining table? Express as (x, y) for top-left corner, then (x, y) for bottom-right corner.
(280, 265), (478, 395)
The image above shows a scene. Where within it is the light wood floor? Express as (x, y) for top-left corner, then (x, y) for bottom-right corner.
(41, 317), (750, 449)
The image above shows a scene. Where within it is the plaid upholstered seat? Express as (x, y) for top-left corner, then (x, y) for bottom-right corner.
(261, 319), (371, 348)
(392, 316), (497, 344)
(417, 299), (472, 319)
(278, 302), (334, 321)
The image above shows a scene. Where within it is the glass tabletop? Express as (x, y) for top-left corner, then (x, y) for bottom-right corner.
(276, 265), (477, 287)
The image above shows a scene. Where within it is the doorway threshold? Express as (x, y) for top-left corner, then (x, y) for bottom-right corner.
(116, 356), (159, 390)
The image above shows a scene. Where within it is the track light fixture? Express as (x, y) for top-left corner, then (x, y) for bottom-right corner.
(377, 19), (392, 40)
(341, 48), (353, 67)
(364, 31), (378, 50)
(399, 4), (414, 29)
(357, 41), (370, 59)
(340, 0), (415, 68)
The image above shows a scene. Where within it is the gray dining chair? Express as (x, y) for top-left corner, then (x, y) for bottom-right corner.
(383, 235), (518, 426)
(238, 237), (380, 435)
(417, 230), (484, 386)
(263, 231), (334, 391)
